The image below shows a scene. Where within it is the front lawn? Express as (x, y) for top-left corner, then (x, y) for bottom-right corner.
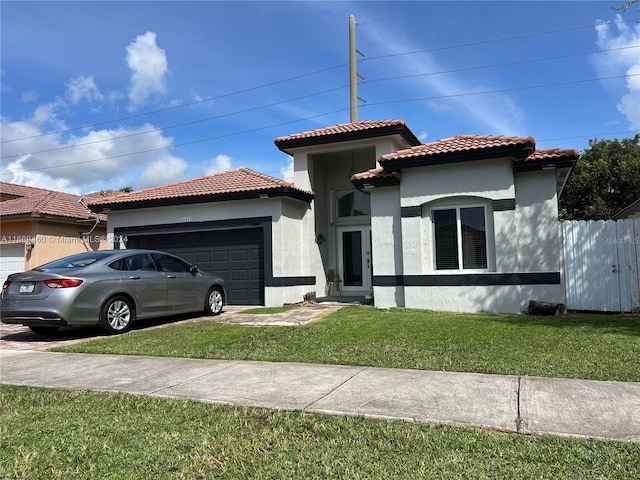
(2, 385), (638, 479)
(56, 307), (640, 382)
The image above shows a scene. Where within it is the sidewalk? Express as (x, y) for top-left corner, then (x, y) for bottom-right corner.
(1, 348), (639, 442)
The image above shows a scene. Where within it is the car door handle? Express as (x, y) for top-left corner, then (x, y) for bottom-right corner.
(166, 275), (177, 279)
(129, 275), (141, 280)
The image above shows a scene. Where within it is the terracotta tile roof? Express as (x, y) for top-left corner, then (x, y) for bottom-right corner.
(350, 168), (399, 182)
(350, 168), (401, 188)
(0, 182), (106, 221)
(89, 168), (314, 209)
(275, 120), (422, 151)
(0, 182), (51, 199)
(379, 135), (536, 165)
(522, 148), (580, 162)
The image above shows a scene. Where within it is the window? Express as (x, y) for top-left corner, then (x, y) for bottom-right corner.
(151, 253), (191, 273)
(109, 254), (156, 272)
(337, 190), (370, 218)
(39, 251), (113, 269)
(433, 206), (487, 270)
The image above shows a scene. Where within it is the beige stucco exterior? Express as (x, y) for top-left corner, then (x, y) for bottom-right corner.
(1, 218), (107, 270)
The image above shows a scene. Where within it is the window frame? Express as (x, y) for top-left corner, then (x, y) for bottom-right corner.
(431, 203), (490, 273)
(335, 188), (371, 223)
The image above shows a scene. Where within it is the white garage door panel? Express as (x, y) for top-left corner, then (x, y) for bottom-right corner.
(0, 244), (25, 283)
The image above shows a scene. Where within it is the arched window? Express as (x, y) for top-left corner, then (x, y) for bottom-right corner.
(337, 190), (370, 218)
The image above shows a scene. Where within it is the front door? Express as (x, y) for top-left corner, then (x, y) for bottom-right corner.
(337, 226), (372, 295)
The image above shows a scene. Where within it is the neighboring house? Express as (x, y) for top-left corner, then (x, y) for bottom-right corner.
(612, 198), (640, 220)
(90, 120), (578, 313)
(0, 182), (110, 282)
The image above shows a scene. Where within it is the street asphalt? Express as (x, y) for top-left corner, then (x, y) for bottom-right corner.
(1, 304), (639, 443)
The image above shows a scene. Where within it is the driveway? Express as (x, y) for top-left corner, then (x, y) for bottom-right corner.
(0, 303), (344, 351)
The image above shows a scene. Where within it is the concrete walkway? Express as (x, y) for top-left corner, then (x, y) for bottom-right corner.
(1, 303), (638, 442)
(1, 349), (639, 443)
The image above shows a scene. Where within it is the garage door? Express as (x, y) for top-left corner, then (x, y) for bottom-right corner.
(127, 228), (264, 305)
(0, 244), (25, 283)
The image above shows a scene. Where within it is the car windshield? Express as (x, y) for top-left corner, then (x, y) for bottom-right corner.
(35, 251), (115, 270)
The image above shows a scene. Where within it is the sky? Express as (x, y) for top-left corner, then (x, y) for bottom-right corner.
(1, 1), (639, 195)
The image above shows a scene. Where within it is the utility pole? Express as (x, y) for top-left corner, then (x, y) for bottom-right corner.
(349, 15), (365, 123)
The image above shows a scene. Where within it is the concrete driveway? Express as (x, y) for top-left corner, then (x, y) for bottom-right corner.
(0, 303), (343, 351)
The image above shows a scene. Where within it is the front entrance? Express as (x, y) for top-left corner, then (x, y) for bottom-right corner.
(337, 225), (371, 295)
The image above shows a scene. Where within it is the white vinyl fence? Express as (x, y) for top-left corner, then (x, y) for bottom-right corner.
(562, 219), (640, 312)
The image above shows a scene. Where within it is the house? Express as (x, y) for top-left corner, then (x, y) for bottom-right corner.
(89, 120), (579, 313)
(0, 182), (110, 282)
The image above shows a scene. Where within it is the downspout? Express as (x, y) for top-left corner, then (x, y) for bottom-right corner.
(78, 196), (101, 249)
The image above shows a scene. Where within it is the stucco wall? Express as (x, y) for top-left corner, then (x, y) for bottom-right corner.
(398, 158), (514, 280)
(514, 170), (565, 308)
(370, 185), (404, 306)
(1, 219), (107, 269)
(399, 158), (515, 207)
(105, 197), (315, 307)
(368, 158), (565, 313)
(105, 199), (275, 234)
(404, 285), (523, 313)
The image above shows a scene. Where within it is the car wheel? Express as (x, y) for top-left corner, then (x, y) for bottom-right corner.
(99, 296), (134, 334)
(205, 287), (224, 315)
(28, 326), (60, 335)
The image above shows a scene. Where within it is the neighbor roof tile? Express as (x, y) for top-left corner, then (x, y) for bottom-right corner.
(0, 182), (106, 221)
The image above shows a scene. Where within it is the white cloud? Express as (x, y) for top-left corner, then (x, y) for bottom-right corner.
(65, 75), (103, 104)
(126, 31), (168, 110)
(594, 15), (640, 129)
(203, 154), (232, 175)
(1, 113), (183, 193)
(136, 155), (188, 189)
(22, 91), (38, 103)
(30, 102), (66, 129)
(280, 155), (294, 182)
(418, 131), (428, 142)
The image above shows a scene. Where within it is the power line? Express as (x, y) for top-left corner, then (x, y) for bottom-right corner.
(0, 84), (349, 160)
(363, 45), (639, 85)
(3, 43), (636, 160)
(0, 63), (348, 144)
(3, 73), (638, 177)
(362, 74), (639, 108)
(0, 108), (350, 176)
(3, 17), (635, 145)
(362, 17), (639, 62)
(229, 129), (640, 179)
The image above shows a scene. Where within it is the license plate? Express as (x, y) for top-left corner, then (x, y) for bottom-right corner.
(19, 282), (35, 293)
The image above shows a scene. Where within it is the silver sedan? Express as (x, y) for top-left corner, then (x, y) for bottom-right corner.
(1, 249), (226, 335)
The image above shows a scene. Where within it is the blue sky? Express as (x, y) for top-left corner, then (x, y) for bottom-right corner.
(1, 1), (639, 194)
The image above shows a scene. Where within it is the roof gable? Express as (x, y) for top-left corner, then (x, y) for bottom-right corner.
(89, 168), (315, 211)
(274, 119), (422, 152)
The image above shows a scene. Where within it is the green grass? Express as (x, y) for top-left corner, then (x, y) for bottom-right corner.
(2, 385), (638, 479)
(56, 307), (640, 382)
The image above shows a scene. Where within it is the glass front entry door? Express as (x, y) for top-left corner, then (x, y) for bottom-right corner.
(337, 226), (371, 294)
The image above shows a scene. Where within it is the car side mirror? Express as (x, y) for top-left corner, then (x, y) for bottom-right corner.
(190, 265), (199, 274)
